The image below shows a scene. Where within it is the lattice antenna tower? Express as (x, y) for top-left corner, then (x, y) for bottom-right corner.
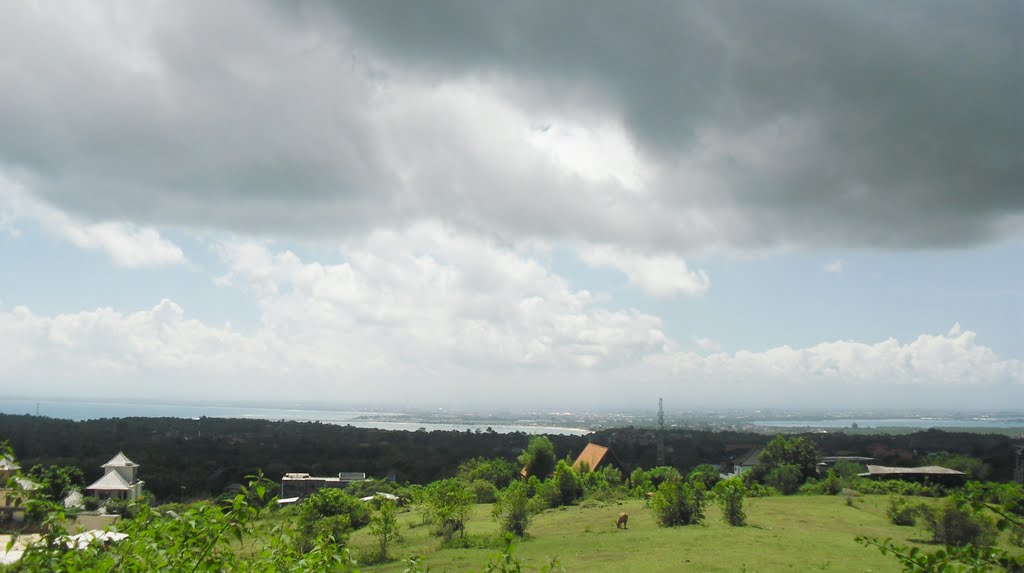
(656, 397), (666, 466)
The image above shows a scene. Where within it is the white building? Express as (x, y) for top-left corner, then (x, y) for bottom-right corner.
(85, 452), (144, 501)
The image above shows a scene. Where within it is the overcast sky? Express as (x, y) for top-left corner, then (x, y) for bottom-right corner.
(1, 1), (1021, 411)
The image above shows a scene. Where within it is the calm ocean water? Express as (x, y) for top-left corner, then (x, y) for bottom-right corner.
(751, 417), (1024, 429)
(0, 399), (591, 435)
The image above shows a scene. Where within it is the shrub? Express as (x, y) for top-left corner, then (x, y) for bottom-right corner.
(631, 466), (682, 493)
(831, 459), (866, 479)
(745, 482), (779, 498)
(423, 478), (474, 540)
(493, 480), (531, 536)
(765, 464), (803, 495)
(1009, 524), (1024, 548)
(369, 500), (400, 562)
(469, 479), (499, 503)
(301, 488), (370, 529)
(688, 464), (721, 490)
(299, 514), (351, 553)
(650, 477), (707, 527)
(886, 496), (919, 526)
(553, 460), (583, 506)
(917, 497), (997, 546)
(104, 498), (141, 519)
(845, 477), (943, 497)
(713, 477), (746, 526)
(518, 436), (556, 480)
(457, 457), (520, 489)
(529, 479), (561, 512)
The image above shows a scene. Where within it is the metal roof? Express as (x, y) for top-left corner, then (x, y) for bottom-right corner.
(101, 452), (137, 468)
(863, 465), (965, 476)
(86, 470), (131, 491)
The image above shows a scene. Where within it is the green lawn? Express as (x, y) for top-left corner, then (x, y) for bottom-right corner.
(343, 495), (955, 572)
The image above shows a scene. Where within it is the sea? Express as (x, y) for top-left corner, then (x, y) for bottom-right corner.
(0, 398), (591, 435)
(750, 417), (1024, 430)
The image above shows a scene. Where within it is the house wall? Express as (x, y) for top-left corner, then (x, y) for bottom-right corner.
(111, 466), (137, 484)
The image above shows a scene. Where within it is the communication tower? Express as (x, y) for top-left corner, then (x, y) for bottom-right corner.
(656, 398), (665, 466)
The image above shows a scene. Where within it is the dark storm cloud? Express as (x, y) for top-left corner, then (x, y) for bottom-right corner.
(0, 1), (1020, 248)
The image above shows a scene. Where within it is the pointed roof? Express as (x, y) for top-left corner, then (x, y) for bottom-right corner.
(734, 448), (762, 467)
(0, 456), (19, 472)
(101, 452), (137, 469)
(86, 470), (131, 492)
(572, 443), (623, 472)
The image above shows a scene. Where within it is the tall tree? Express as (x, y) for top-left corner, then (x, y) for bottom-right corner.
(517, 436), (556, 480)
(759, 435), (821, 481)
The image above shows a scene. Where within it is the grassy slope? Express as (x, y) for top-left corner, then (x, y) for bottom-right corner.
(346, 495), (949, 573)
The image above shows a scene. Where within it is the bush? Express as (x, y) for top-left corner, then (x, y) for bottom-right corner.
(301, 489), (370, 529)
(831, 459), (866, 479)
(713, 477), (746, 526)
(765, 464), (803, 495)
(553, 460), (583, 506)
(469, 479), (499, 503)
(918, 497), (997, 546)
(369, 500), (400, 562)
(745, 482), (779, 498)
(650, 477), (707, 527)
(457, 457), (520, 489)
(518, 436), (556, 480)
(493, 480), (531, 536)
(843, 477), (942, 497)
(799, 470), (843, 496)
(300, 514), (351, 553)
(529, 479), (561, 512)
(688, 464), (721, 490)
(423, 478), (474, 541)
(104, 498), (141, 519)
(886, 496), (919, 526)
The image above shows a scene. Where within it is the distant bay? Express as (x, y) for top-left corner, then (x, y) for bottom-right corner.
(0, 399), (591, 435)
(751, 417), (1024, 429)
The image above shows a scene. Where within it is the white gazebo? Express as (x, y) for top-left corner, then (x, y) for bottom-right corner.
(86, 452), (144, 501)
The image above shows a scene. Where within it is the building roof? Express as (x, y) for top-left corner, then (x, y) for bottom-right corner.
(101, 452), (137, 469)
(14, 477), (38, 491)
(572, 443), (622, 472)
(862, 465), (965, 476)
(0, 456), (19, 472)
(86, 470), (131, 491)
(734, 448), (763, 467)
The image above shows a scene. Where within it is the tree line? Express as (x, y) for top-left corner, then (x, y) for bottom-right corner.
(1, 414), (1019, 502)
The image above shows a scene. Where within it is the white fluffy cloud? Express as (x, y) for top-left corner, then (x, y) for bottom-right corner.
(578, 245), (710, 298)
(0, 181), (185, 267)
(1, 225), (1019, 406)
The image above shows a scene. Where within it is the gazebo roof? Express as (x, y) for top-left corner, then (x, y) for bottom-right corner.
(101, 452), (137, 469)
(86, 470), (131, 492)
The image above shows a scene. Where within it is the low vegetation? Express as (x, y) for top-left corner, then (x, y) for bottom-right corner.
(3, 432), (1023, 572)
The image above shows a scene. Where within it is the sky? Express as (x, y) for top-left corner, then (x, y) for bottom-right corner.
(0, 1), (1021, 411)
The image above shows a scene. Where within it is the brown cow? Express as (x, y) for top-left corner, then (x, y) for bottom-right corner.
(616, 512), (628, 529)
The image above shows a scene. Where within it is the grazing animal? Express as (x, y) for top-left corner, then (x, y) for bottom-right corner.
(616, 512), (629, 529)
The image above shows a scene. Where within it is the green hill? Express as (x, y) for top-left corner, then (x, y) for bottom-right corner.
(344, 495), (947, 572)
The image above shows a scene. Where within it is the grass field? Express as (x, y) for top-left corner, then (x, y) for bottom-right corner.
(341, 495), (956, 572)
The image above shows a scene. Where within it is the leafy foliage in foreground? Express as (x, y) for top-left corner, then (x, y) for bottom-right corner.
(8, 478), (356, 572)
(860, 483), (1024, 572)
